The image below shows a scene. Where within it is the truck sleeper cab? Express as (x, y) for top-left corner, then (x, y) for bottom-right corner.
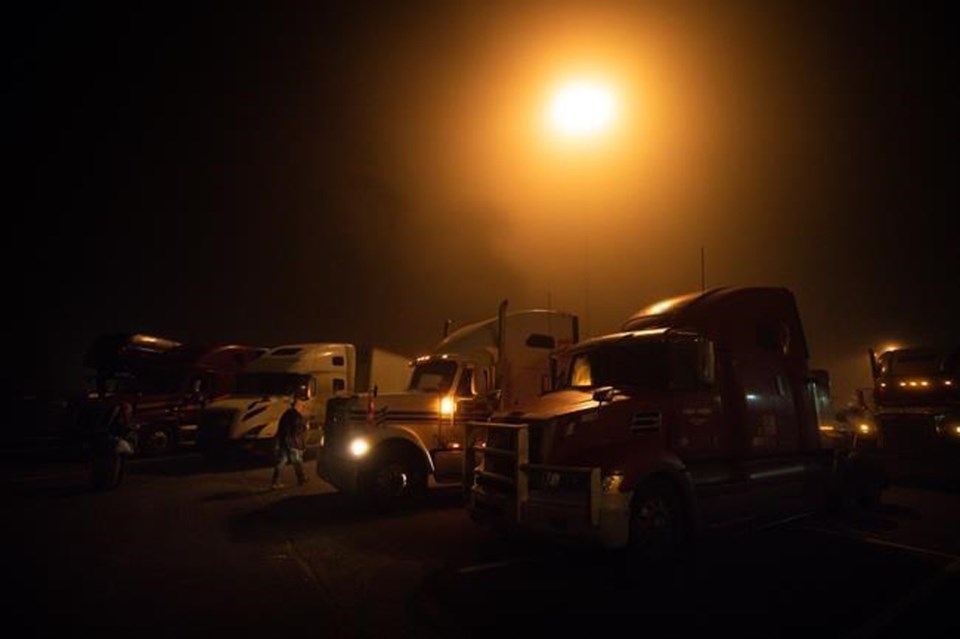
(468, 287), (845, 559)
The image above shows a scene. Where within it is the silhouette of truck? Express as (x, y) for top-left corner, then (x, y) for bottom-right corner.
(865, 345), (960, 481)
(75, 333), (265, 456)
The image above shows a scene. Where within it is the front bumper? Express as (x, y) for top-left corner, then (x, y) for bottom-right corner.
(470, 479), (632, 548)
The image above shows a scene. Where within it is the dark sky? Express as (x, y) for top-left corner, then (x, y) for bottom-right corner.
(8, 1), (958, 402)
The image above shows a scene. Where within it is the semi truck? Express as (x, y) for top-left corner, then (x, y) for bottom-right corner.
(318, 302), (579, 505)
(467, 287), (881, 563)
(73, 333), (265, 457)
(197, 343), (411, 459)
(865, 345), (960, 480)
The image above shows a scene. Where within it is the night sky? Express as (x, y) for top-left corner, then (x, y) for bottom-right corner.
(9, 1), (958, 404)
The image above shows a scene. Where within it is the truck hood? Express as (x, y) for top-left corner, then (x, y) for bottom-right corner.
(493, 388), (667, 470)
(204, 395), (288, 438)
(355, 391), (445, 419)
(497, 389), (599, 421)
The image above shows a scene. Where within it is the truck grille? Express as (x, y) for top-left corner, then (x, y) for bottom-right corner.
(323, 397), (355, 451)
(879, 414), (939, 454)
(471, 422), (528, 499)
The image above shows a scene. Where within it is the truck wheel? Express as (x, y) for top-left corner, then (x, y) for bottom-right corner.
(627, 480), (685, 569)
(361, 451), (426, 508)
(138, 424), (175, 458)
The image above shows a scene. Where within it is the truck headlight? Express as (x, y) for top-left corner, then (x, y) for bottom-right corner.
(439, 396), (456, 416)
(349, 437), (370, 458)
(941, 421), (960, 439)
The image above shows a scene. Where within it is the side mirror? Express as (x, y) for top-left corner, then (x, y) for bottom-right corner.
(592, 387), (616, 404)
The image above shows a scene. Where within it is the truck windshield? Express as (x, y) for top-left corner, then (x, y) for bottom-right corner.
(408, 360), (458, 393)
(563, 342), (668, 390)
(235, 373), (310, 396)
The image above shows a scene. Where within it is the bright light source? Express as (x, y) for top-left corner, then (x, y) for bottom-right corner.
(349, 437), (370, 458)
(547, 80), (619, 139)
(858, 423), (873, 435)
(440, 396), (456, 416)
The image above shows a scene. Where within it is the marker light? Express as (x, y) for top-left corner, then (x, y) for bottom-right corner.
(602, 473), (624, 494)
(349, 437), (370, 458)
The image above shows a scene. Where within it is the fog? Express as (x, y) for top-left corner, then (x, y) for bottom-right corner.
(10, 2), (957, 404)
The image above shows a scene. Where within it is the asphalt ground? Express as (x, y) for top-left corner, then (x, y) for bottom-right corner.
(1, 450), (957, 639)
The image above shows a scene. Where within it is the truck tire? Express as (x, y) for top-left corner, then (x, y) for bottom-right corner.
(138, 423), (176, 458)
(360, 450), (427, 509)
(627, 479), (686, 569)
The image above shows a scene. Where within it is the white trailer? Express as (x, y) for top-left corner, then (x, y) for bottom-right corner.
(198, 343), (410, 458)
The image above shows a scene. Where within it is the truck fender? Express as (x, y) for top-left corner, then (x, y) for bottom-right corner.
(370, 426), (436, 474)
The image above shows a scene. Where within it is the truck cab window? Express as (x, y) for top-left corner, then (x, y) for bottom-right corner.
(408, 360), (458, 393)
(456, 368), (475, 397)
(667, 342), (699, 391)
(565, 342), (668, 390)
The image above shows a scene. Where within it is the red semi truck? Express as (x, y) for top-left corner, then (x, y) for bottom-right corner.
(467, 287), (880, 562)
(75, 333), (265, 456)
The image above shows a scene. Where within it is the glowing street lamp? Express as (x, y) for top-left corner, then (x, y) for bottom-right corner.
(547, 80), (619, 139)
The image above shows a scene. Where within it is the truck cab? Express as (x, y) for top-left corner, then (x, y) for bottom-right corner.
(74, 333), (265, 457)
(319, 304), (579, 504)
(866, 345), (960, 479)
(467, 287), (859, 560)
(197, 343), (411, 460)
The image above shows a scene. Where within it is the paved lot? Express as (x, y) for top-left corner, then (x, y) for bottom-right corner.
(2, 450), (957, 638)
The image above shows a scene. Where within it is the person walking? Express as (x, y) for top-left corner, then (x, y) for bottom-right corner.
(91, 399), (137, 490)
(271, 394), (309, 489)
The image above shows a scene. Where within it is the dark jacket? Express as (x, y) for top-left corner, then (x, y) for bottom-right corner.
(276, 407), (306, 451)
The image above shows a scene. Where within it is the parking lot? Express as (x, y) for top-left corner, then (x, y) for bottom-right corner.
(2, 450), (957, 639)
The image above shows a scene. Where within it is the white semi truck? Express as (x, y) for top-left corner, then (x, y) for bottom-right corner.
(319, 302), (579, 504)
(197, 343), (411, 459)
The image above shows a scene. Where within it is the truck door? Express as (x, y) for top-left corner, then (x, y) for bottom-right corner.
(668, 339), (727, 462)
(667, 339), (742, 527)
(738, 327), (806, 523)
(432, 366), (474, 482)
